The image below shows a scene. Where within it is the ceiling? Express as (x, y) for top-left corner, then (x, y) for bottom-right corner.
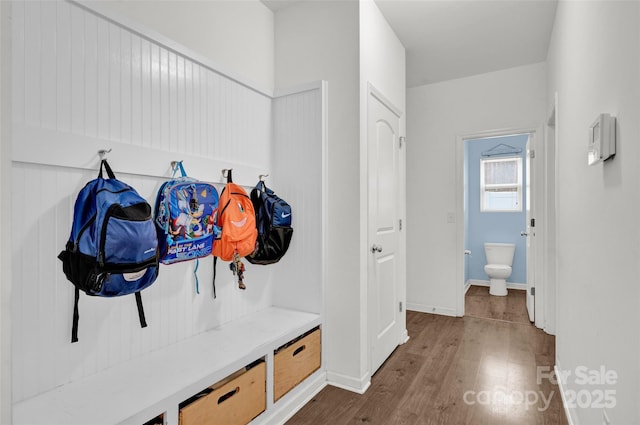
(263, 0), (558, 88)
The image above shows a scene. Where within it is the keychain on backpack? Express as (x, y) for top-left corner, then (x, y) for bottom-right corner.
(212, 169), (256, 293)
(229, 253), (246, 290)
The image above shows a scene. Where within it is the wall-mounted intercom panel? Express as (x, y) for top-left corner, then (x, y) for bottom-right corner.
(587, 113), (616, 165)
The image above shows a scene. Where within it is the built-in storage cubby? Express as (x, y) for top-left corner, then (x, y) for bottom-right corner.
(142, 414), (164, 425)
(274, 327), (321, 402)
(13, 308), (322, 424)
(10, 2), (326, 424)
(179, 359), (266, 425)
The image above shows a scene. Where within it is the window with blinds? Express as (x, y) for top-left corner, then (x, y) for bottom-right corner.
(480, 157), (523, 212)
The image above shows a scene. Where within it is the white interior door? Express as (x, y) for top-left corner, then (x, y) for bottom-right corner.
(368, 89), (402, 374)
(525, 139), (535, 322)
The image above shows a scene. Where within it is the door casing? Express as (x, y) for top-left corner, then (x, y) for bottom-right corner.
(456, 126), (547, 329)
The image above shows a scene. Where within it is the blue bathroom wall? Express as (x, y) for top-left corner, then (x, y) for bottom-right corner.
(465, 134), (528, 285)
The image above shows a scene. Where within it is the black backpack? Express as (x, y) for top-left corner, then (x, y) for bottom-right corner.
(246, 180), (293, 265)
(58, 160), (159, 342)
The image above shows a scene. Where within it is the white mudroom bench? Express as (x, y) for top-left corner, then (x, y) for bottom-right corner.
(13, 307), (323, 425)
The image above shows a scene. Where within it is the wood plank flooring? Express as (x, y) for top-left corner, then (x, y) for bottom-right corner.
(287, 299), (566, 425)
(465, 285), (531, 324)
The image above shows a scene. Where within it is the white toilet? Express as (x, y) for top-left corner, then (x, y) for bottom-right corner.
(484, 242), (515, 296)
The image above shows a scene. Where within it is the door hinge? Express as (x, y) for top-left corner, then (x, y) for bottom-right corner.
(399, 301), (403, 312)
(399, 219), (403, 231)
(531, 287), (536, 296)
(530, 218), (535, 227)
(399, 136), (405, 149)
(530, 149), (536, 159)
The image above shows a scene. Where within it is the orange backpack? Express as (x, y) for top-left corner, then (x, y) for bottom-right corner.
(213, 170), (258, 261)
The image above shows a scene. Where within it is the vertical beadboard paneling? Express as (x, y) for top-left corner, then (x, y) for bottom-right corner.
(96, 16), (110, 141)
(140, 38), (152, 149)
(168, 51), (178, 152)
(12, 1), (275, 403)
(69, 4), (85, 136)
(159, 47), (169, 152)
(130, 34), (142, 148)
(108, 23), (121, 142)
(184, 59), (193, 155)
(150, 43), (161, 150)
(56, 1), (72, 133)
(10, 168), (24, 401)
(212, 73), (224, 160)
(11, 0), (25, 125)
(176, 55), (186, 154)
(84, 11), (99, 139)
(23, 1), (41, 127)
(39, 1), (57, 131)
(38, 167), (58, 392)
(53, 169), (76, 389)
(272, 88), (323, 314)
(119, 29), (133, 145)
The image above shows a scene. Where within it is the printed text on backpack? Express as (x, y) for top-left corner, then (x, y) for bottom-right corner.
(58, 160), (159, 343)
(247, 180), (293, 265)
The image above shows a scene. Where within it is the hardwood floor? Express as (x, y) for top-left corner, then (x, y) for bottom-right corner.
(287, 307), (566, 424)
(465, 285), (531, 324)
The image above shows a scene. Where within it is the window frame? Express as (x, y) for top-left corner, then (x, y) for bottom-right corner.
(480, 156), (523, 213)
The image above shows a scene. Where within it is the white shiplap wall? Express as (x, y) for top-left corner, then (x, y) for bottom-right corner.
(11, 0), (294, 403)
(271, 86), (325, 315)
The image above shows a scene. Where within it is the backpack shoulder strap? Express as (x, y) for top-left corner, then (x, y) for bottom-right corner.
(172, 161), (188, 178)
(71, 288), (148, 343)
(71, 286), (80, 343)
(98, 159), (116, 179)
(251, 181), (266, 205)
(135, 291), (148, 328)
(212, 257), (217, 299)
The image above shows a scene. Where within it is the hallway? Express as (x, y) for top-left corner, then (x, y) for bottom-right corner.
(288, 310), (565, 425)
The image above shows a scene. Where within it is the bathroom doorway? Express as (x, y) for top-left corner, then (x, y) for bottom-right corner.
(457, 129), (538, 324)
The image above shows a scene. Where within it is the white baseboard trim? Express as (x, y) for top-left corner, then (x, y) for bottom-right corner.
(400, 329), (410, 344)
(468, 279), (527, 290)
(464, 280), (472, 294)
(544, 324), (556, 336)
(260, 370), (327, 425)
(554, 364), (578, 425)
(325, 370), (371, 395)
(406, 303), (457, 317)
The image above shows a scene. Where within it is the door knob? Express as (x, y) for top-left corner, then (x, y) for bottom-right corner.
(371, 244), (383, 253)
(520, 231), (528, 237)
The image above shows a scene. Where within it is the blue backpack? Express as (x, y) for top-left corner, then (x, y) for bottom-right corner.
(154, 162), (219, 293)
(58, 160), (159, 343)
(246, 180), (293, 265)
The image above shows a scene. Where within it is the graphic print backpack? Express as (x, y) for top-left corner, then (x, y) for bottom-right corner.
(246, 180), (293, 265)
(212, 169), (257, 262)
(154, 161), (219, 265)
(58, 160), (159, 343)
